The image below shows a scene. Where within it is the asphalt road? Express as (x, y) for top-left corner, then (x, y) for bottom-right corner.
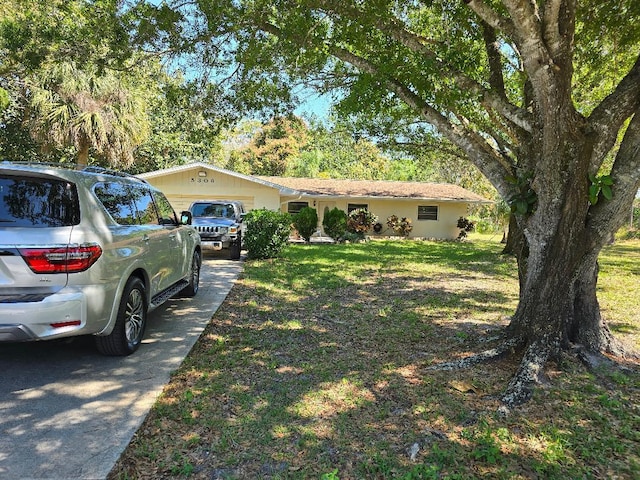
(0, 253), (243, 480)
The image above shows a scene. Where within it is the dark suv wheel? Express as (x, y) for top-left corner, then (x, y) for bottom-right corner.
(229, 235), (242, 260)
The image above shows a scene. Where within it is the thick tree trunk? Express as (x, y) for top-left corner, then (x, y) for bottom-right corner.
(569, 255), (625, 356)
(507, 242), (574, 348)
(501, 221), (627, 405)
(77, 139), (89, 166)
(501, 215), (519, 254)
(501, 215), (528, 291)
(502, 247), (582, 405)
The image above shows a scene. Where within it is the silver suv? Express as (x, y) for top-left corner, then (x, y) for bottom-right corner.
(189, 200), (245, 260)
(0, 162), (201, 355)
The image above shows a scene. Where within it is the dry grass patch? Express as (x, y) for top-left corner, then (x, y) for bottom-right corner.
(109, 237), (639, 479)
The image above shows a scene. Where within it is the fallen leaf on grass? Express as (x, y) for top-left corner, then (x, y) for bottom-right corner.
(448, 380), (478, 394)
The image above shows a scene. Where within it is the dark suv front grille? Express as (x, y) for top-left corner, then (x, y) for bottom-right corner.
(196, 225), (228, 234)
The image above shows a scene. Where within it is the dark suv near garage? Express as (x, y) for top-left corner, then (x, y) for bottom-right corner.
(0, 162), (202, 355)
(188, 200), (245, 260)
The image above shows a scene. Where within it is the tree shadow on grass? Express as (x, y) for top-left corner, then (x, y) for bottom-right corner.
(110, 240), (640, 479)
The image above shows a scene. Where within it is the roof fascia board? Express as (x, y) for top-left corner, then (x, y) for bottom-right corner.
(137, 161), (300, 196)
(138, 163), (491, 204)
(292, 193), (492, 204)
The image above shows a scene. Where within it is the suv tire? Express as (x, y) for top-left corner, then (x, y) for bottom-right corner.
(181, 250), (201, 297)
(96, 277), (147, 356)
(229, 235), (241, 260)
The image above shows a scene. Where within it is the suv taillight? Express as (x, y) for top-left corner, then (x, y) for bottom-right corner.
(19, 244), (103, 274)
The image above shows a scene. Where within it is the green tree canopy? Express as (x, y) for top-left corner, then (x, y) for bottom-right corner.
(227, 114), (308, 175)
(0, 0), (131, 76)
(27, 60), (150, 166)
(294, 121), (392, 180)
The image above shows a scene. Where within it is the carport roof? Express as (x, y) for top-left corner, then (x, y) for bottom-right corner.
(259, 176), (492, 203)
(136, 162), (300, 195)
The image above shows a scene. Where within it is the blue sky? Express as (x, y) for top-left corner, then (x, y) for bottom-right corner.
(293, 88), (334, 120)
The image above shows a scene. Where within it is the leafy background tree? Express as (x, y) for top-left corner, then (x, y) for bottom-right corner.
(0, 0), (226, 169)
(128, 69), (226, 174)
(226, 114), (308, 176)
(26, 61), (149, 166)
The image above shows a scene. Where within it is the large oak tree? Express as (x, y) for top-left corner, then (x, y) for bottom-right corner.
(131, 1), (640, 405)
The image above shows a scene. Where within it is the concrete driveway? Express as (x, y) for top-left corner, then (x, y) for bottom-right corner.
(0, 254), (243, 480)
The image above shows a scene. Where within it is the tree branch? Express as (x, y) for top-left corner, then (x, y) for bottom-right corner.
(462, 0), (517, 39)
(498, 0), (562, 110)
(327, 44), (514, 197)
(501, 0), (544, 44)
(588, 55), (640, 171)
(481, 21), (506, 96)
(542, 0), (563, 54)
(312, 0), (532, 132)
(588, 105), (640, 244)
(542, 0), (576, 76)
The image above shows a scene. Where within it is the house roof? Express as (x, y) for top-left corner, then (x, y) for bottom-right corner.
(136, 161), (491, 204)
(258, 176), (492, 204)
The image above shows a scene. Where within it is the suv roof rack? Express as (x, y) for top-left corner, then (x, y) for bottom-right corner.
(81, 165), (146, 180)
(1, 161), (147, 183)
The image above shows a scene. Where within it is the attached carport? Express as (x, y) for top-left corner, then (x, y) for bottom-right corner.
(137, 162), (297, 213)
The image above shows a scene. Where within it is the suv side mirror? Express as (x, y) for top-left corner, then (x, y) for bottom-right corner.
(238, 213), (246, 223)
(180, 211), (193, 225)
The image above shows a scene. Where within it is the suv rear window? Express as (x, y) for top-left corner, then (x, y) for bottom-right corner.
(0, 175), (79, 227)
(95, 182), (168, 226)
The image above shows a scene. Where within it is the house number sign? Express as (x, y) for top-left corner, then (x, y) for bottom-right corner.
(190, 177), (215, 183)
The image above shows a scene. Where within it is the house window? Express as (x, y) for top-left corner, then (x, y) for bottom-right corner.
(288, 201), (309, 215)
(348, 203), (368, 213)
(418, 205), (439, 220)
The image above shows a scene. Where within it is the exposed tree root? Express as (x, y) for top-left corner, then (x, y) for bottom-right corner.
(500, 338), (557, 407)
(427, 336), (524, 371)
(429, 332), (639, 411)
(601, 335), (640, 361)
(574, 344), (618, 370)
(572, 343), (640, 385)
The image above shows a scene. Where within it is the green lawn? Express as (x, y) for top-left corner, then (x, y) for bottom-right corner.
(109, 236), (640, 479)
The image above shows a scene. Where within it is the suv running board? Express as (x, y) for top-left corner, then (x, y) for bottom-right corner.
(149, 280), (189, 310)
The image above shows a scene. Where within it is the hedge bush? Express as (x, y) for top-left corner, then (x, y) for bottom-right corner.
(292, 206), (318, 242)
(244, 209), (292, 259)
(457, 216), (475, 239)
(386, 215), (413, 237)
(322, 207), (348, 241)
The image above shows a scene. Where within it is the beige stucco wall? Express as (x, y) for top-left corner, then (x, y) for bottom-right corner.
(140, 165), (476, 240)
(142, 167), (282, 213)
(282, 197), (470, 240)
(369, 199), (469, 239)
